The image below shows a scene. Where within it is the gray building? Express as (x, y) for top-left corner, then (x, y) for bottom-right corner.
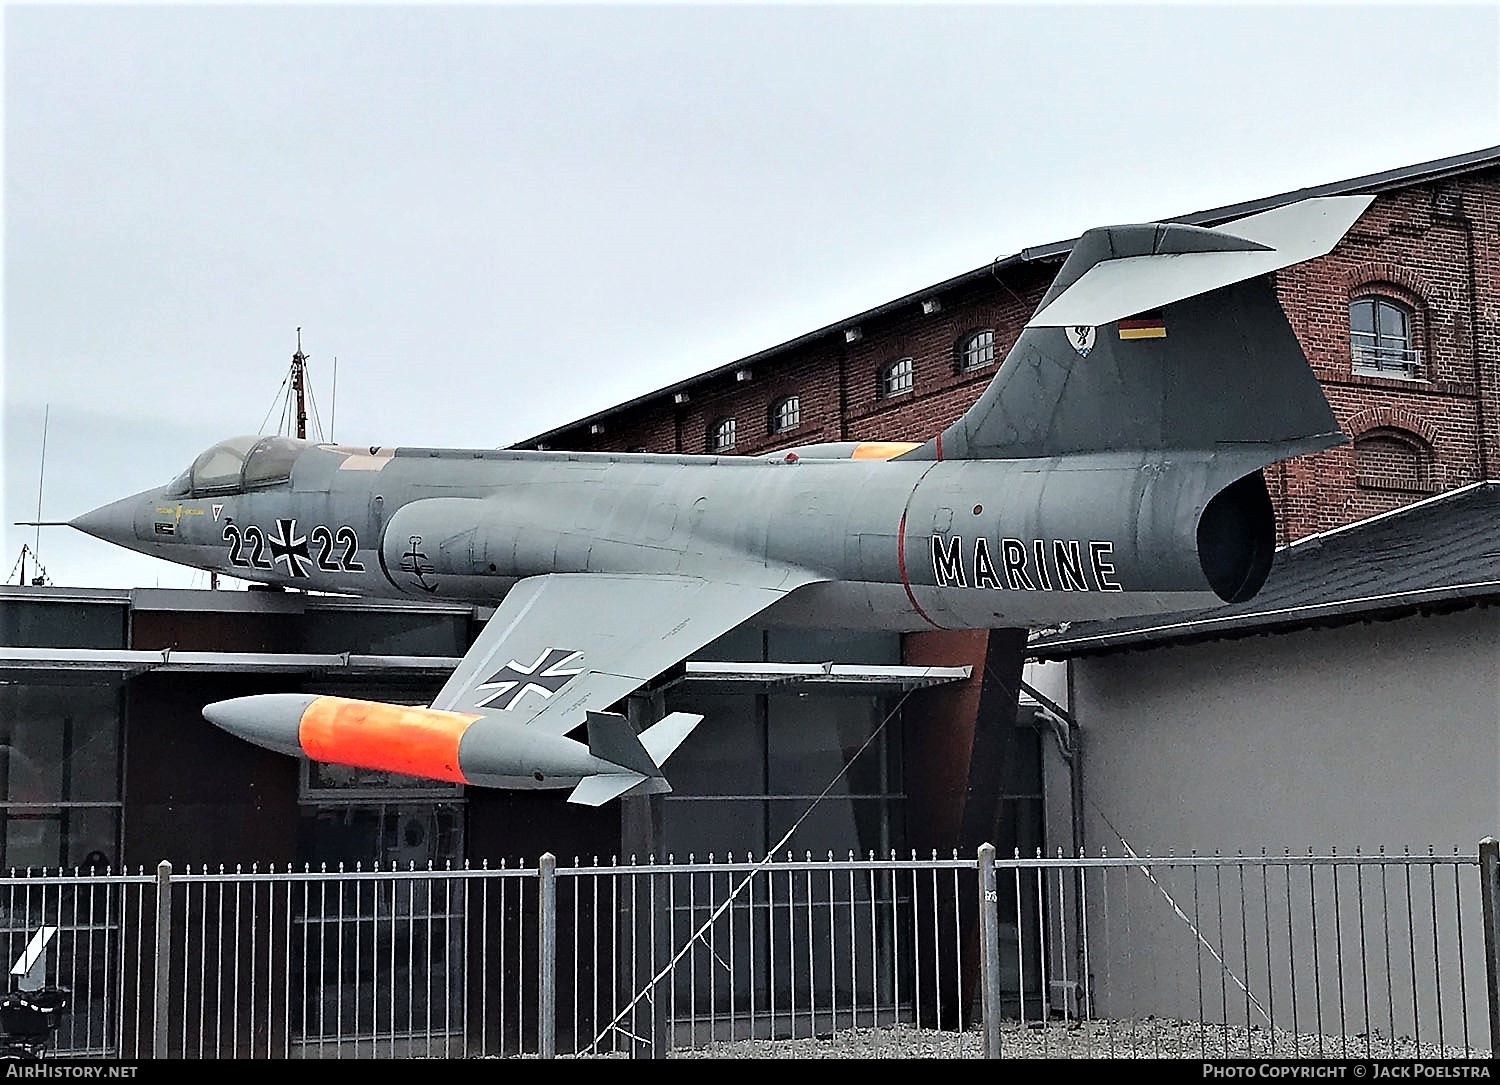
(1024, 482), (1498, 1038)
(1028, 480), (1498, 857)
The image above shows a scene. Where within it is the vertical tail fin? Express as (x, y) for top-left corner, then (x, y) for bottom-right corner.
(900, 195), (1372, 471)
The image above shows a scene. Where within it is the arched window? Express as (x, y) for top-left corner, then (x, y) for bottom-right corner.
(958, 329), (995, 372)
(879, 357), (914, 398)
(770, 396), (801, 434)
(1354, 428), (1436, 493)
(1350, 296), (1419, 379)
(709, 417), (736, 453)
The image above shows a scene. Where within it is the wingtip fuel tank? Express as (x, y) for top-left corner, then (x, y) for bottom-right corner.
(202, 693), (702, 803)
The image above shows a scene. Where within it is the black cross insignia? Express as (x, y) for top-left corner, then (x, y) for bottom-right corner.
(268, 518), (312, 578)
(475, 648), (583, 712)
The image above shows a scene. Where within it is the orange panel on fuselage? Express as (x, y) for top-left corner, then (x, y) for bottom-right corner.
(850, 441), (922, 460)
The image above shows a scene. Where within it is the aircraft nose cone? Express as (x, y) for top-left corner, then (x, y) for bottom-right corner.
(69, 493), (147, 545)
(203, 694), (318, 759)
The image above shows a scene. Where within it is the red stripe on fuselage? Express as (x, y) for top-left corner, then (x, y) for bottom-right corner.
(895, 510), (941, 630)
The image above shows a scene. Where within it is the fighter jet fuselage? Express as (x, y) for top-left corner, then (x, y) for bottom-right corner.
(81, 439), (1267, 632)
(68, 194), (1376, 802)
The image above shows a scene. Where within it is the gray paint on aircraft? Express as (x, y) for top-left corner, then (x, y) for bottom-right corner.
(69, 195), (1373, 800)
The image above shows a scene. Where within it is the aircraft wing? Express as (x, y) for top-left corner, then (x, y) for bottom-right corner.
(429, 571), (811, 733)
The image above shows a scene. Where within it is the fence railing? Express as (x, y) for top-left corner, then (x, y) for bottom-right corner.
(0, 841), (1493, 1059)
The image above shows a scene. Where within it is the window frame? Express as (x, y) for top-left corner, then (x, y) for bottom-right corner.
(958, 329), (996, 373)
(769, 395), (801, 435)
(1352, 426), (1437, 494)
(709, 417), (737, 453)
(1349, 295), (1421, 380)
(879, 357), (914, 398)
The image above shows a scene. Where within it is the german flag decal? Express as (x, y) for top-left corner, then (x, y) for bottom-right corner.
(1118, 311), (1167, 340)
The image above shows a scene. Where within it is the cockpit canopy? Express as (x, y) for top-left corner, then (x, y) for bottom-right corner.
(164, 435), (311, 497)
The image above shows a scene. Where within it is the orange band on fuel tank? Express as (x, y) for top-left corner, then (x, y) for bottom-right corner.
(850, 441), (922, 461)
(298, 697), (480, 783)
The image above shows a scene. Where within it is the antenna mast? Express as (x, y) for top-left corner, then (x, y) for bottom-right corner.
(292, 328), (309, 440)
(260, 329), (328, 441)
(9, 407), (52, 586)
(34, 405), (49, 563)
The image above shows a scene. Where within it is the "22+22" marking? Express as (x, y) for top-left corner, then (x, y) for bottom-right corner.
(222, 518), (364, 578)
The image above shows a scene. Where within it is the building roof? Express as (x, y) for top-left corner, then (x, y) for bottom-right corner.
(518, 145), (1500, 448)
(0, 583), (482, 618)
(0, 646), (970, 692)
(1, 584), (970, 691)
(1028, 481), (1500, 661)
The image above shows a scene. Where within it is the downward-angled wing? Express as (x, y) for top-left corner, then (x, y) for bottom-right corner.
(432, 571), (805, 725)
(432, 570), (817, 802)
(202, 569), (818, 805)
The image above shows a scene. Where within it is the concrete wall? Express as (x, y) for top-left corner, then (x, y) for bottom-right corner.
(1054, 607), (1497, 855)
(1038, 607), (1498, 1048)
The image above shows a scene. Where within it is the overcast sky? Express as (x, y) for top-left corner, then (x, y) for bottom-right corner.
(4, 2), (1498, 591)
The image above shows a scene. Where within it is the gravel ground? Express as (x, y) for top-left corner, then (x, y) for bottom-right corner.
(579, 1020), (1493, 1059)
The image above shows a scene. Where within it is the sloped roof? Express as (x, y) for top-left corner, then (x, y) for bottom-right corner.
(518, 145), (1500, 447)
(1029, 482), (1500, 660)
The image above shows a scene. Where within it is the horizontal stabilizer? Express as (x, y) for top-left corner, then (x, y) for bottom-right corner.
(569, 772), (651, 806)
(1028, 196), (1373, 328)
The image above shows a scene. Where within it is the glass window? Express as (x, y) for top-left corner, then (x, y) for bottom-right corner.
(960, 330), (995, 372)
(880, 357), (914, 397)
(189, 435), (260, 495)
(296, 801), (464, 867)
(657, 693), (762, 799)
(291, 803), (465, 1049)
(0, 602), (126, 649)
(767, 694), (896, 797)
(164, 469), (192, 498)
(767, 628), (900, 665)
(0, 681), (122, 870)
(709, 418), (736, 453)
(662, 685), (906, 861)
(1350, 297), (1419, 378)
(301, 608), (471, 657)
(242, 435), (308, 488)
(0, 684), (121, 806)
(770, 396), (800, 434)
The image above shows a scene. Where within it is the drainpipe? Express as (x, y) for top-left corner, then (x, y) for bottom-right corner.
(1433, 186), (1489, 480)
(1458, 211), (1489, 479)
(1020, 674), (1087, 1009)
(1019, 676), (1084, 861)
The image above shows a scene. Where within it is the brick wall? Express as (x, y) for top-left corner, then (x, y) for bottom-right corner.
(545, 168), (1500, 541)
(1271, 173), (1496, 538)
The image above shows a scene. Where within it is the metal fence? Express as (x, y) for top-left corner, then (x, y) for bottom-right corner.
(0, 841), (1493, 1059)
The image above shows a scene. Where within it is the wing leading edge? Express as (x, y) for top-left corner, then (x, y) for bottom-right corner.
(432, 571), (818, 802)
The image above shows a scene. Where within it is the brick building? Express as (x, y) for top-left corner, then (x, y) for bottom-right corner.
(517, 146), (1500, 546)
